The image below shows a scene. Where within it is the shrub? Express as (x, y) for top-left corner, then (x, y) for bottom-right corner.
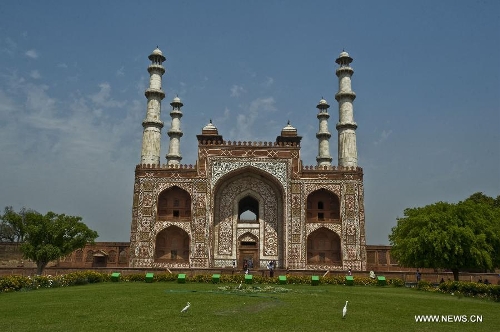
(0, 275), (30, 292)
(1, 271), (497, 302)
(438, 281), (500, 301)
(154, 273), (177, 282)
(388, 278), (404, 287)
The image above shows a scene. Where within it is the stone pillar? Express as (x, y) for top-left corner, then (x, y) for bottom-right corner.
(335, 51), (358, 167)
(316, 98), (333, 166)
(140, 48), (166, 165)
(166, 96), (184, 165)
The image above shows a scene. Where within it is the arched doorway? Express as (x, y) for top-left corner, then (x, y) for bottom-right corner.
(154, 226), (190, 263)
(213, 167), (284, 268)
(307, 227), (342, 265)
(237, 233), (259, 269)
(306, 189), (340, 223)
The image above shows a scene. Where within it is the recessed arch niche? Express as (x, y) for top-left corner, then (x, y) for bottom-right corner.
(307, 227), (342, 265)
(306, 188), (340, 222)
(213, 167), (284, 267)
(155, 225), (190, 262)
(157, 186), (191, 220)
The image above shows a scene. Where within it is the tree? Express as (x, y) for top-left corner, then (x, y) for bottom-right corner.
(389, 193), (500, 281)
(19, 210), (98, 274)
(0, 206), (29, 242)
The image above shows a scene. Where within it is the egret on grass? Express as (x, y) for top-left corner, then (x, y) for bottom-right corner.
(181, 302), (191, 313)
(342, 301), (348, 318)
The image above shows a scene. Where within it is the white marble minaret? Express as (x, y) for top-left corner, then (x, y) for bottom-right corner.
(335, 51), (358, 167)
(140, 47), (166, 165)
(166, 96), (184, 165)
(316, 98), (333, 166)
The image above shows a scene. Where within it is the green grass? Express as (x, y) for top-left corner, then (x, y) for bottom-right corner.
(1, 282), (498, 332)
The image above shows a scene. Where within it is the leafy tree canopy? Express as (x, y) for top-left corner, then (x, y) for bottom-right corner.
(389, 192), (500, 280)
(0, 206), (30, 242)
(9, 209), (99, 274)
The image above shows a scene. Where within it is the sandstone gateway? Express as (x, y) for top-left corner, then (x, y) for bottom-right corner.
(129, 48), (366, 271)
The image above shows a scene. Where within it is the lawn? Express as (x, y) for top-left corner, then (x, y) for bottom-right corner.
(1, 282), (498, 332)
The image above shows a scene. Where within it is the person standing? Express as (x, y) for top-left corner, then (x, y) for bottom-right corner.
(269, 260), (275, 277)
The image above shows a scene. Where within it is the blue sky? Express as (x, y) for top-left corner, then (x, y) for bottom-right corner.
(0, 0), (498, 245)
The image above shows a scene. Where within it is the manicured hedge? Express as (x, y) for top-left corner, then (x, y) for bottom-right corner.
(2, 272), (496, 301)
(437, 281), (500, 301)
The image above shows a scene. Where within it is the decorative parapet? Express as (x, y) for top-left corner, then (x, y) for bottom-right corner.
(198, 140), (301, 147)
(136, 163), (196, 170)
(302, 165), (363, 172)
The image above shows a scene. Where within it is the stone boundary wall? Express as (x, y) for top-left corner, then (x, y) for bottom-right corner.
(2, 242), (498, 285)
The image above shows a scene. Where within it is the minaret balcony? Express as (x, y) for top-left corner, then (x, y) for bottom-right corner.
(316, 132), (332, 139)
(147, 64), (166, 75)
(335, 66), (354, 75)
(336, 122), (358, 130)
(316, 112), (330, 119)
(166, 154), (182, 162)
(334, 91), (356, 101)
(145, 88), (166, 99)
(316, 157), (333, 165)
(170, 109), (183, 117)
(167, 129), (184, 137)
(142, 119), (164, 128)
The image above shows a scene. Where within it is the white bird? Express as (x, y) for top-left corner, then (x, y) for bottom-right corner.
(181, 302), (191, 313)
(342, 301), (348, 318)
(238, 281), (242, 289)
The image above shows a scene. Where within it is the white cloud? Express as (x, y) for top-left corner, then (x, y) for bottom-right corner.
(90, 82), (125, 108)
(23, 84), (59, 130)
(374, 129), (392, 145)
(263, 77), (274, 87)
(230, 84), (245, 97)
(0, 69), (146, 242)
(249, 97), (276, 114)
(30, 70), (41, 79)
(116, 66), (125, 77)
(179, 81), (187, 96)
(25, 49), (38, 59)
(229, 97), (277, 140)
(0, 89), (16, 115)
(1, 37), (17, 56)
(57, 63), (68, 69)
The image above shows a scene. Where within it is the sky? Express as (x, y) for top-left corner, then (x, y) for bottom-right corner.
(0, 0), (498, 245)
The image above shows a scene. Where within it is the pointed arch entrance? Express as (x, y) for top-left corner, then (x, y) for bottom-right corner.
(307, 227), (342, 265)
(213, 167), (284, 268)
(154, 226), (190, 263)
